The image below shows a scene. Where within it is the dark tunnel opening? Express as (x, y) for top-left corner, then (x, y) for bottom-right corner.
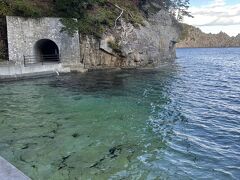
(34, 39), (60, 62)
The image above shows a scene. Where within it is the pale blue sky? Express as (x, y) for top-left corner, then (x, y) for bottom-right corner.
(184, 0), (240, 36)
(191, 0), (239, 6)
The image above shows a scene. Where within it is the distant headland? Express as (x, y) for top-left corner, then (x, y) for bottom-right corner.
(177, 24), (240, 48)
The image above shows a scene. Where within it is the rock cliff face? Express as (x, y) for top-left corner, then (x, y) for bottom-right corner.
(80, 9), (180, 69)
(177, 24), (240, 48)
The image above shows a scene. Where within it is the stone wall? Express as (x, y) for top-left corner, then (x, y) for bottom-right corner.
(6, 16), (81, 65)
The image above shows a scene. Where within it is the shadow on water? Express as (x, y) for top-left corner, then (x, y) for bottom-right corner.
(50, 63), (180, 96)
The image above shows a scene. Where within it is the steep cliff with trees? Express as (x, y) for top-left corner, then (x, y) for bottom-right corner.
(0, 0), (190, 67)
(177, 23), (240, 48)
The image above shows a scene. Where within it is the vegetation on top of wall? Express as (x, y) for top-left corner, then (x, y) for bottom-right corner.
(56, 0), (145, 37)
(0, 0), (55, 17)
(56, 0), (191, 37)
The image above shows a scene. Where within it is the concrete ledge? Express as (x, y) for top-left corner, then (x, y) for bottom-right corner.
(0, 63), (65, 76)
(0, 62), (89, 80)
(0, 71), (60, 82)
(0, 156), (30, 180)
(0, 62), (88, 80)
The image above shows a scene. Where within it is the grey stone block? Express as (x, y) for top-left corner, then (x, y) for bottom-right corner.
(0, 156), (30, 180)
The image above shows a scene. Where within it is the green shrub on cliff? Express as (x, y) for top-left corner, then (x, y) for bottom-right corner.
(0, 1), (10, 16)
(139, 0), (192, 21)
(56, 0), (144, 37)
(0, 0), (54, 17)
(12, 0), (41, 17)
(57, 0), (118, 37)
(0, 0), (191, 37)
(108, 39), (122, 54)
(56, 0), (191, 36)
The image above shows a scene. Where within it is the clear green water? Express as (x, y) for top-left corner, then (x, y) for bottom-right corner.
(0, 69), (175, 179)
(0, 48), (240, 179)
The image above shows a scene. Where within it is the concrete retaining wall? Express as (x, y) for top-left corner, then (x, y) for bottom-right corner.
(6, 16), (81, 65)
(0, 63), (70, 79)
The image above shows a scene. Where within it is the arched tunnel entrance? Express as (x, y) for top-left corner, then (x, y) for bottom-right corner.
(34, 39), (60, 62)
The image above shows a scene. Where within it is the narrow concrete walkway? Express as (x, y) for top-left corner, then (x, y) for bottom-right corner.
(0, 62), (87, 80)
(0, 156), (30, 180)
(0, 63), (65, 78)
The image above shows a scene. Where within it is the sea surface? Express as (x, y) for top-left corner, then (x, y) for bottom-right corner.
(0, 48), (239, 179)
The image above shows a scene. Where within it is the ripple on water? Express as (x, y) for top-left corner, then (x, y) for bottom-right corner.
(0, 48), (240, 179)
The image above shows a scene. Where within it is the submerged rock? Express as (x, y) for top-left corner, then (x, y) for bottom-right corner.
(72, 133), (80, 138)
